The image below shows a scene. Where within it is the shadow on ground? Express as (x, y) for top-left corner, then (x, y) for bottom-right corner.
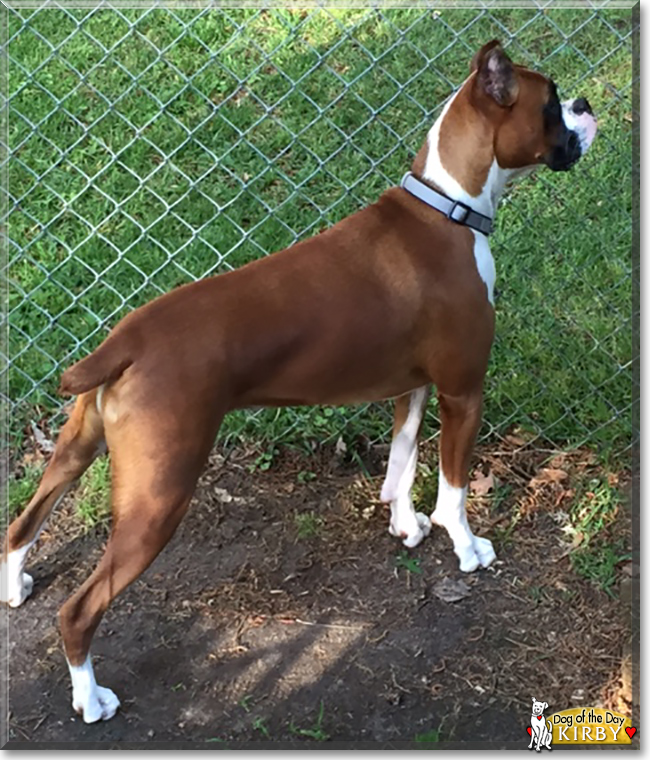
(6, 440), (632, 746)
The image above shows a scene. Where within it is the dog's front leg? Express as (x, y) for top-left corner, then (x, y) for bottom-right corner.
(430, 389), (496, 572)
(380, 387), (431, 548)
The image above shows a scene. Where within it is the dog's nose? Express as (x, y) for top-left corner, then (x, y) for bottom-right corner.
(572, 97), (593, 116)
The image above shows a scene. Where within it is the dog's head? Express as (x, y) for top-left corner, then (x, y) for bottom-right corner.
(419, 41), (597, 200)
(531, 697), (548, 716)
(469, 40), (597, 172)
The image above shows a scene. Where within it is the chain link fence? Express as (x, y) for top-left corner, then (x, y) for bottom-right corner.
(1, 3), (636, 454)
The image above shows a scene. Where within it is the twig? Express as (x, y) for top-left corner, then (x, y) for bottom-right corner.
(291, 617), (367, 631)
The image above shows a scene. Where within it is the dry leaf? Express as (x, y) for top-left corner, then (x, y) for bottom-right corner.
(470, 468), (494, 496)
(432, 577), (471, 604)
(30, 422), (55, 454)
(572, 531), (585, 548)
(529, 468), (569, 488)
(549, 453), (568, 469)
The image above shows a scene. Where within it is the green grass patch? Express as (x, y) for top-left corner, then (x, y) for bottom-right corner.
(563, 475), (628, 593)
(289, 701), (330, 741)
(75, 457), (111, 527)
(293, 510), (323, 539)
(570, 539), (629, 596)
(565, 476), (622, 543)
(252, 717), (270, 739)
(7, 461), (44, 519)
(414, 728), (442, 746)
(5, 7), (634, 454)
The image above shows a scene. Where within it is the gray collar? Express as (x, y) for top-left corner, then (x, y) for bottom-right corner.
(400, 172), (493, 236)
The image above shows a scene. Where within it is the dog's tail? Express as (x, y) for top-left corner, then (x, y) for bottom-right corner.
(59, 334), (134, 396)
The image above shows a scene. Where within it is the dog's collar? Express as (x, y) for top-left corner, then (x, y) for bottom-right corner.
(400, 172), (493, 236)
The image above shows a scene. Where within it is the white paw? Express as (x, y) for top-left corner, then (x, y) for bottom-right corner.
(0, 567), (33, 607)
(389, 511), (431, 548)
(473, 535), (497, 568)
(74, 685), (120, 723)
(454, 537), (496, 573)
(455, 545), (481, 573)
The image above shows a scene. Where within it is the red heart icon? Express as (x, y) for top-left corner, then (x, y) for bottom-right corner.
(626, 727), (636, 739)
(537, 715), (542, 720)
(526, 727), (532, 736)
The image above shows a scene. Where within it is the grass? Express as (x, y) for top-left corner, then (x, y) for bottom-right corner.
(414, 728), (442, 746)
(293, 509), (323, 539)
(571, 539), (629, 595)
(6, 453), (110, 527)
(75, 456), (111, 527)
(7, 461), (44, 518)
(289, 701), (330, 741)
(562, 475), (629, 593)
(4, 7), (633, 454)
(252, 717), (270, 739)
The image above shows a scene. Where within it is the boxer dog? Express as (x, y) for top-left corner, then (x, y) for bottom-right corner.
(2, 41), (597, 722)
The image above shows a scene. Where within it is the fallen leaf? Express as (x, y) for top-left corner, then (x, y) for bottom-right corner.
(213, 487), (233, 503)
(621, 562), (633, 577)
(30, 422), (55, 454)
(529, 468), (568, 488)
(431, 577), (471, 603)
(572, 531), (585, 548)
(504, 434), (527, 447)
(470, 469), (494, 496)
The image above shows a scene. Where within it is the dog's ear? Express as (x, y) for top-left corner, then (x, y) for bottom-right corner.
(544, 702), (548, 710)
(474, 41), (519, 107)
(532, 697), (536, 703)
(470, 40), (501, 72)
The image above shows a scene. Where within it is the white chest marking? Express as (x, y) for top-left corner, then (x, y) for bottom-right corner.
(472, 230), (496, 306)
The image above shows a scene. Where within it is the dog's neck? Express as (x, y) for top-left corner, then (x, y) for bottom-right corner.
(411, 83), (528, 221)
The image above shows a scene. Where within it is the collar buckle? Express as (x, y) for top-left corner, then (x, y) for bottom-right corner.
(400, 172), (493, 236)
(447, 200), (471, 224)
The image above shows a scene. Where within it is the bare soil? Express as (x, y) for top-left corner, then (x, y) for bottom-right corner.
(5, 439), (633, 747)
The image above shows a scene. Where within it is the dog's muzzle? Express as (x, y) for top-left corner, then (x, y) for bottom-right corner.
(546, 97), (597, 172)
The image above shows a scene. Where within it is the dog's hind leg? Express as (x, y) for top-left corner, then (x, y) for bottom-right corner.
(57, 402), (221, 722)
(1, 391), (105, 607)
(430, 388), (496, 572)
(380, 386), (431, 548)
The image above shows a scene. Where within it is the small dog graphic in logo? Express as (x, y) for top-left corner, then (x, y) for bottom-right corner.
(528, 697), (553, 751)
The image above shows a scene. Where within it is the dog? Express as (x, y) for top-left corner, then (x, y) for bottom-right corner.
(529, 697), (553, 751)
(1, 41), (596, 723)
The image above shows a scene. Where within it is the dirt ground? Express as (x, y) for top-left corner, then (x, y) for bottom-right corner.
(4, 437), (634, 747)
